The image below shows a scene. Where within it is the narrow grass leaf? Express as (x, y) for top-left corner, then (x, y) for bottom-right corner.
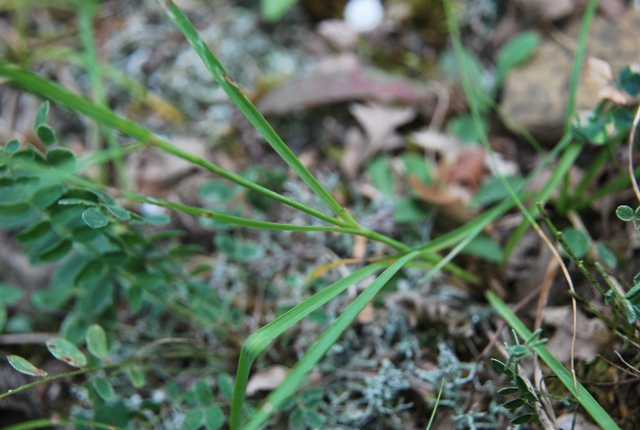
(0, 60), (348, 228)
(242, 251), (420, 430)
(230, 261), (389, 429)
(161, 1), (359, 228)
(7, 355), (48, 377)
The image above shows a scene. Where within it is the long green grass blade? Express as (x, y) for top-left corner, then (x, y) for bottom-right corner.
(78, 0), (128, 188)
(158, 0), (360, 228)
(565, 0), (599, 131)
(242, 251), (421, 430)
(486, 291), (620, 430)
(0, 60), (350, 228)
(230, 261), (389, 429)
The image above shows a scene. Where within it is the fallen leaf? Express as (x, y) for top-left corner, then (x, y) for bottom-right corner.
(543, 306), (611, 364)
(440, 147), (486, 192)
(246, 365), (290, 396)
(409, 175), (476, 223)
(257, 59), (433, 115)
(341, 102), (415, 178)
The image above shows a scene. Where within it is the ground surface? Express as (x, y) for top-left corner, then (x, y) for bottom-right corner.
(1, 1), (640, 429)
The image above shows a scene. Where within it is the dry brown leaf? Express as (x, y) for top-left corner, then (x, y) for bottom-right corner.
(440, 147), (486, 192)
(409, 175), (476, 223)
(543, 306), (611, 364)
(411, 130), (465, 165)
(341, 102), (415, 178)
(583, 57), (635, 105)
(246, 365), (290, 396)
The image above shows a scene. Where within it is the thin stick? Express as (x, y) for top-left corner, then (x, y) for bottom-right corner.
(627, 104), (640, 202)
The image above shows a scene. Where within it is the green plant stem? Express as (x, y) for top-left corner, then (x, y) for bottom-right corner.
(486, 291), (620, 429)
(242, 251), (421, 430)
(230, 261), (389, 429)
(0, 350), (213, 403)
(159, 0), (360, 228)
(3, 420), (122, 430)
(580, 165), (640, 209)
(570, 140), (616, 205)
(503, 138), (583, 260)
(78, 0), (128, 189)
(565, 0), (599, 132)
(0, 60), (352, 228)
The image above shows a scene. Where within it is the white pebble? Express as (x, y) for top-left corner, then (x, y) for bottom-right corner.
(344, 0), (384, 33)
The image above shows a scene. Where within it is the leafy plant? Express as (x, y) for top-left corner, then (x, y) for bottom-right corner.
(0, 0), (633, 428)
(491, 330), (548, 425)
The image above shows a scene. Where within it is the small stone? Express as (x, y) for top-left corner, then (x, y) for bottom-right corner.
(500, 11), (640, 143)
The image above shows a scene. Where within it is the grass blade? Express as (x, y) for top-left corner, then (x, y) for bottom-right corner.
(240, 251), (421, 430)
(230, 261), (389, 429)
(486, 291), (620, 430)
(0, 60), (349, 228)
(158, 0), (360, 228)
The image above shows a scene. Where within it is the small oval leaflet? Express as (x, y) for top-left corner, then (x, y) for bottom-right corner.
(7, 354), (48, 377)
(615, 205), (634, 222)
(37, 124), (56, 146)
(104, 204), (131, 221)
(4, 139), (20, 153)
(46, 148), (76, 172)
(37, 238), (73, 263)
(46, 337), (87, 368)
(82, 207), (110, 229)
(92, 376), (115, 401)
(35, 101), (49, 128)
(127, 365), (146, 388)
(86, 323), (109, 361)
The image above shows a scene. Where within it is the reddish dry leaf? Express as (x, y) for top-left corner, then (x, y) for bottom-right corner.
(439, 147), (486, 192)
(257, 61), (432, 115)
(408, 175), (476, 223)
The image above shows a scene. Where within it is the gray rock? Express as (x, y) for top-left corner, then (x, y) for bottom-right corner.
(500, 11), (640, 143)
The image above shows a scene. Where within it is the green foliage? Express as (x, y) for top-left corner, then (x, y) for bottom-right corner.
(492, 330), (548, 425)
(261, 0), (300, 22)
(7, 354), (48, 377)
(0, 0), (626, 428)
